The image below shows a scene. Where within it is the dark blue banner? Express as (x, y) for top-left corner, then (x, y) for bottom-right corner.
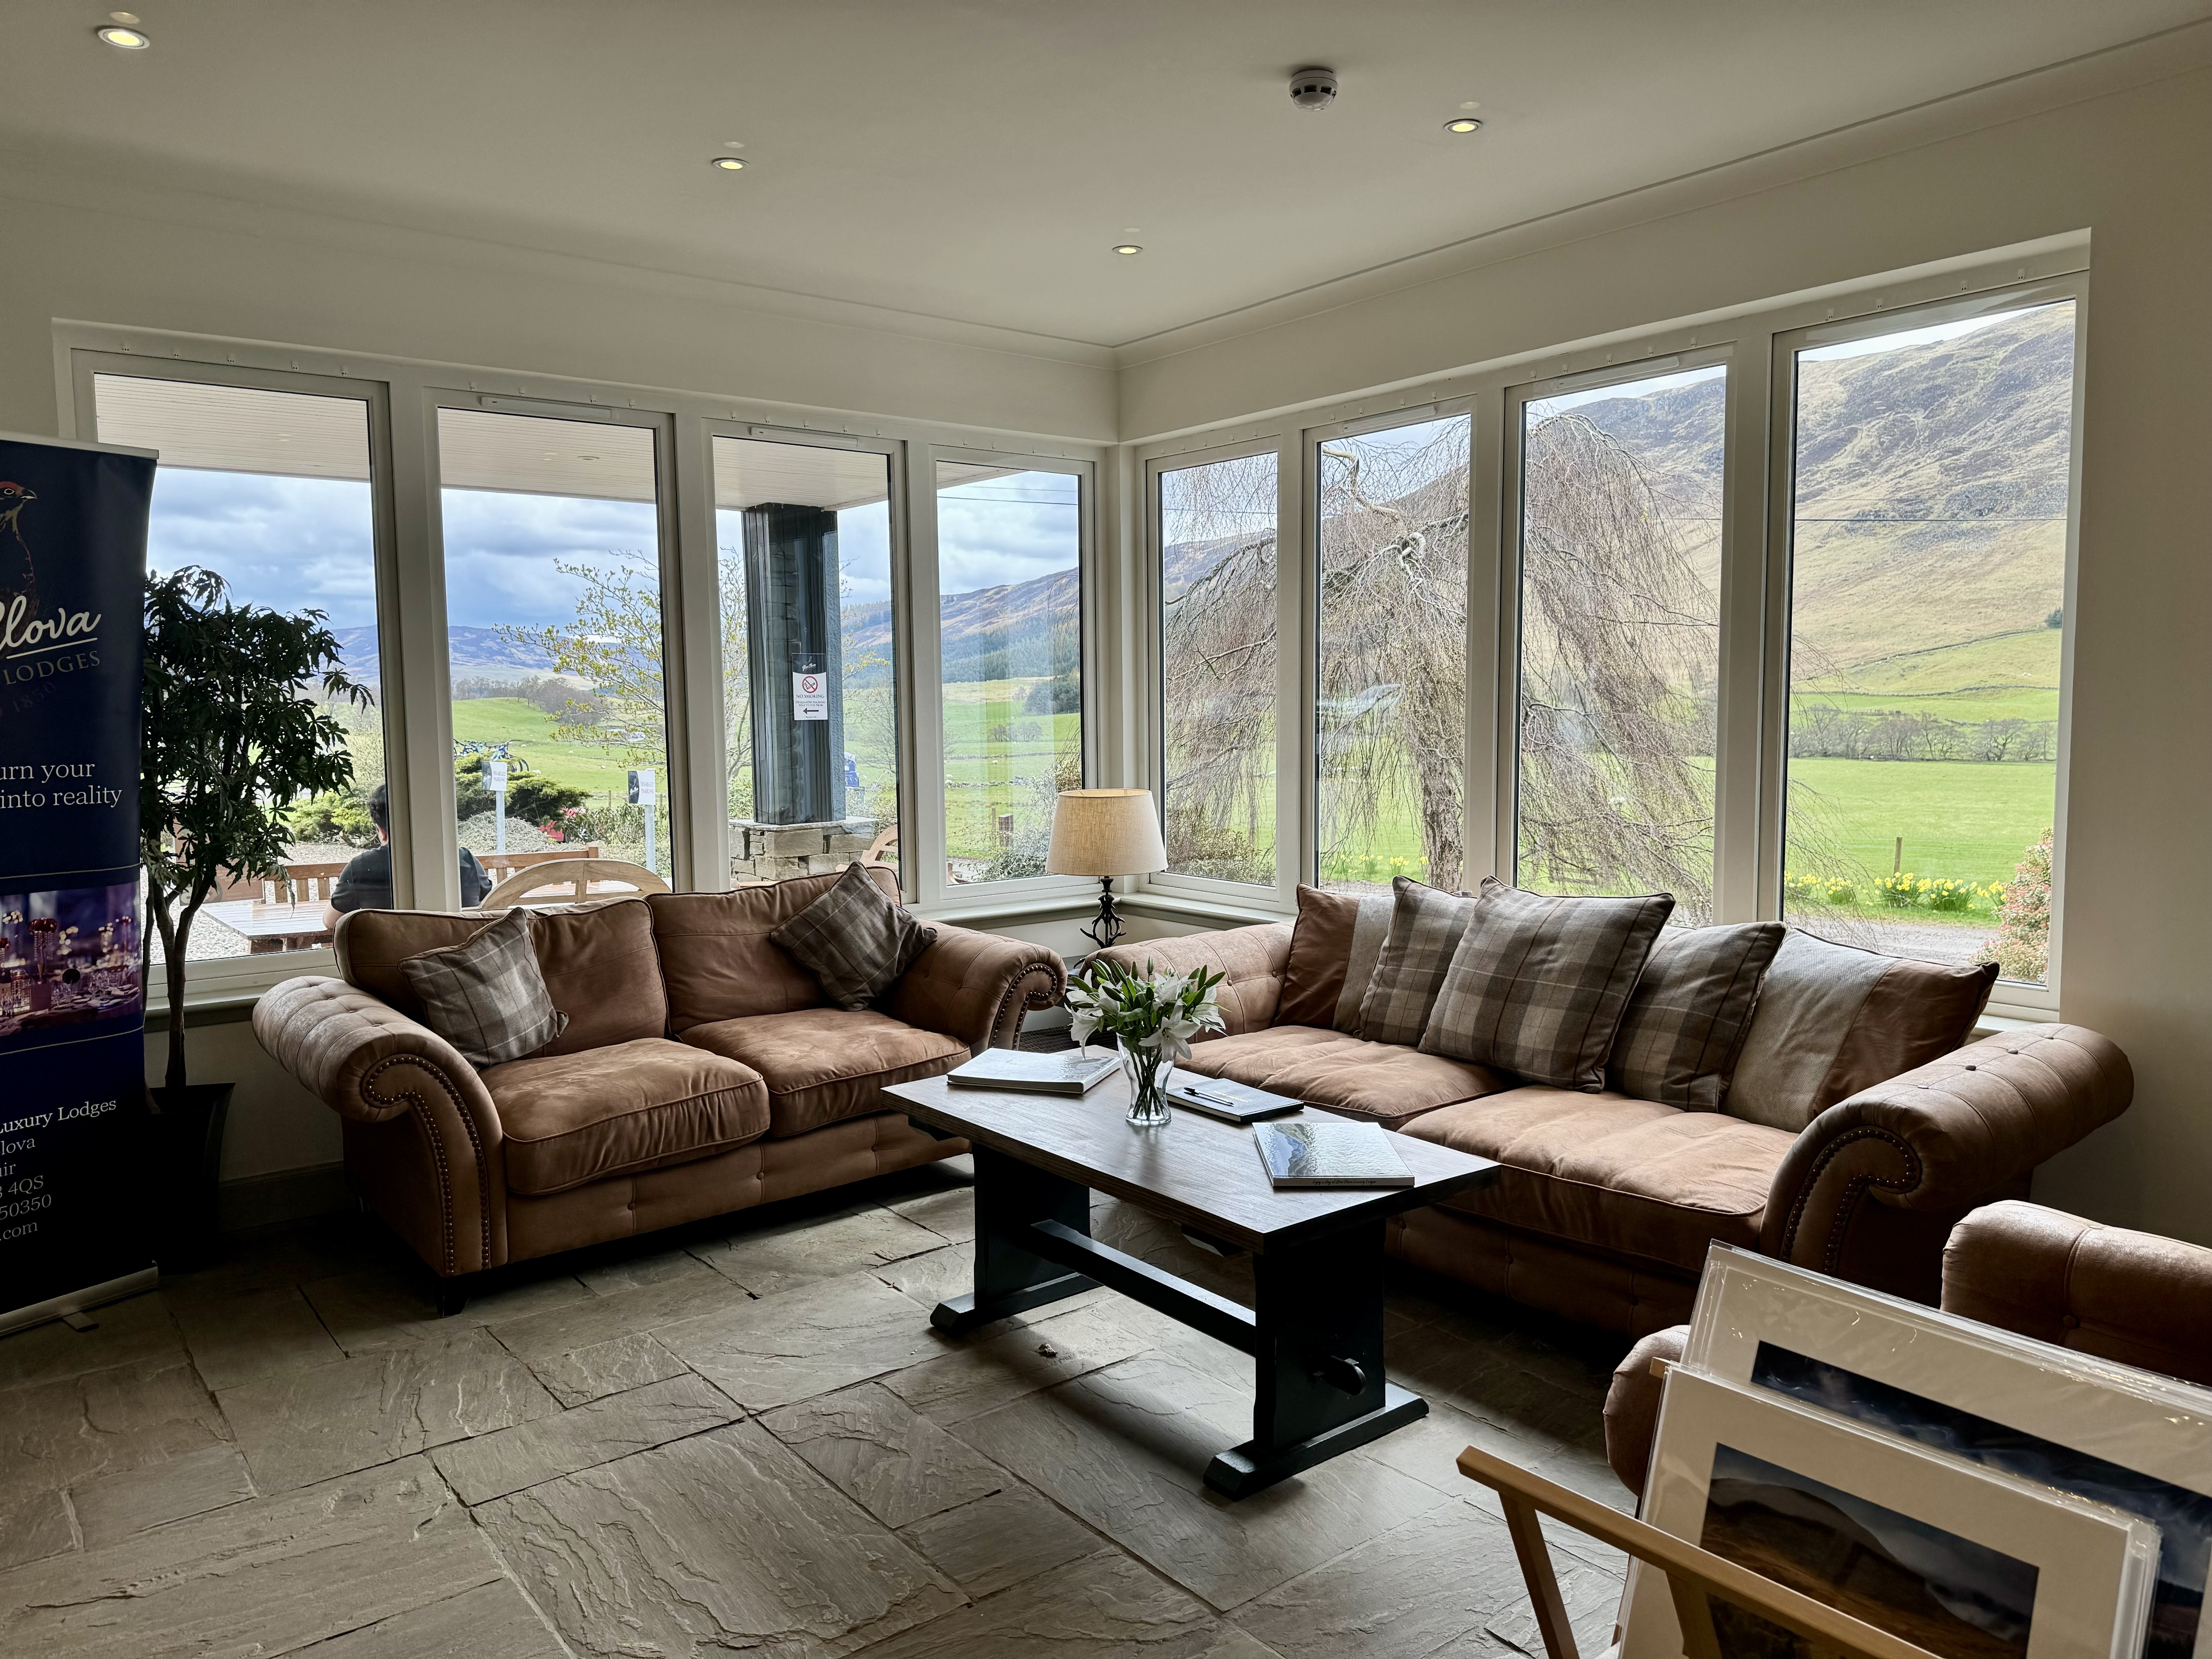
(0, 434), (155, 1330)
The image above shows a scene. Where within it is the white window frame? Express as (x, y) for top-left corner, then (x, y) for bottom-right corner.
(914, 445), (1100, 917)
(1140, 433), (1300, 912)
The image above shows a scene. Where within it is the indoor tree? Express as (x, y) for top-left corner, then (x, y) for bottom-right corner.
(141, 566), (371, 1094)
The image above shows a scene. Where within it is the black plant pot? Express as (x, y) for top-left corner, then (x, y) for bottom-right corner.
(147, 1083), (233, 1270)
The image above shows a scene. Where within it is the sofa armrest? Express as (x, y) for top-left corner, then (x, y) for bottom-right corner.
(1603, 1324), (1689, 1498)
(884, 925), (1064, 1054)
(1762, 1024), (2131, 1291)
(253, 976), (508, 1275)
(1092, 922), (1293, 1036)
(1943, 1201), (2212, 1388)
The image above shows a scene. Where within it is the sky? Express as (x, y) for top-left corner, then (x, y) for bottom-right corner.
(936, 469), (1079, 594)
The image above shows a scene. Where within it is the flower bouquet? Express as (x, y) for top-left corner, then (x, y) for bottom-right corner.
(1065, 957), (1228, 1128)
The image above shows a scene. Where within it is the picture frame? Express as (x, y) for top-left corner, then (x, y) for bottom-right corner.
(1621, 1368), (2160, 1659)
(1678, 1246), (2212, 1659)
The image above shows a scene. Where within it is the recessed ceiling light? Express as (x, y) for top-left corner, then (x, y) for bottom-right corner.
(709, 156), (747, 172)
(1443, 117), (1484, 134)
(96, 24), (149, 48)
(1111, 244), (1142, 256)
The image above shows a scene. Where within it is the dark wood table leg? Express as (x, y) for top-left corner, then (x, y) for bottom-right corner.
(930, 1144), (1097, 1336)
(1204, 1216), (1424, 1498)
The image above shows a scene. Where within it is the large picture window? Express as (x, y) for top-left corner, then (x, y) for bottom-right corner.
(1781, 300), (2077, 981)
(934, 463), (1082, 885)
(1159, 451), (1278, 886)
(1513, 367), (1725, 922)
(1316, 417), (1468, 895)
(93, 372), (386, 963)
(437, 409), (673, 882)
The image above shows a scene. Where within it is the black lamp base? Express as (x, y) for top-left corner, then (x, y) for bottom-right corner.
(1079, 876), (1125, 951)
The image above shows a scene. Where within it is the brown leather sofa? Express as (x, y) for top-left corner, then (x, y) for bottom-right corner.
(254, 867), (1062, 1297)
(1097, 924), (2131, 1336)
(1603, 1200), (2212, 1496)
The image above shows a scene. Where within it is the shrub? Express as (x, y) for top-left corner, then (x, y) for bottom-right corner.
(1989, 828), (2054, 981)
(1920, 877), (1975, 913)
(1874, 872), (1919, 908)
(285, 788), (379, 848)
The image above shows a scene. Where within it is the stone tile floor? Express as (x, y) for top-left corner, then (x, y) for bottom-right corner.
(0, 1158), (1637, 1658)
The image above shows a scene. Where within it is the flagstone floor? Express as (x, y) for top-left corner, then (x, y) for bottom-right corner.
(0, 1158), (1636, 1659)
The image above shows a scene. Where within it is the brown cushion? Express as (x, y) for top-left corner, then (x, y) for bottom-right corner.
(483, 1037), (769, 1195)
(339, 898), (667, 1056)
(1400, 1085), (1796, 1271)
(649, 869), (902, 1031)
(678, 1008), (969, 1137)
(1276, 885), (1394, 1032)
(1727, 929), (1999, 1131)
(1177, 1025), (1506, 1130)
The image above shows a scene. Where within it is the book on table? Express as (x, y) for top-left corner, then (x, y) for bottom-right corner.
(1164, 1070), (1304, 1124)
(946, 1047), (1119, 1096)
(1252, 1119), (1414, 1188)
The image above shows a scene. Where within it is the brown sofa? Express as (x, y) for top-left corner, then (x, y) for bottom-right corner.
(253, 867), (1062, 1296)
(1097, 922), (2131, 1336)
(1603, 1200), (2212, 1496)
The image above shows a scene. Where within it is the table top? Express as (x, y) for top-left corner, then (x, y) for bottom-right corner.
(201, 900), (333, 942)
(886, 1070), (1499, 1255)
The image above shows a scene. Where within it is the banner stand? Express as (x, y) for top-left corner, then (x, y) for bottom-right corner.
(0, 1266), (160, 1339)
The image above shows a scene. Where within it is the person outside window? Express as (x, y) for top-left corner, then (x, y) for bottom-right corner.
(321, 783), (490, 929)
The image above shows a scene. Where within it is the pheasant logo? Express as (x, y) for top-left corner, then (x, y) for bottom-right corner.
(0, 482), (36, 617)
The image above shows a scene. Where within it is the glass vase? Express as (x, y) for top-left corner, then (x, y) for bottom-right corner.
(1121, 1042), (1173, 1128)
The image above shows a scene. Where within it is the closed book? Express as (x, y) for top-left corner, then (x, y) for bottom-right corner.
(1253, 1120), (1413, 1188)
(947, 1048), (1118, 1096)
(1165, 1071), (1303, 1124)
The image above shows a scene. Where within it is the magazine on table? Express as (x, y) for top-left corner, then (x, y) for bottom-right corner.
(1164, 1070), (1304, 1124)
(1252, 1118), (1413, 1188)
(946, 1048), (1118, 1096)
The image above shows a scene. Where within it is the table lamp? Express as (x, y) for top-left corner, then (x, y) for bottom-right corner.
(1046, 788), (1168, 951)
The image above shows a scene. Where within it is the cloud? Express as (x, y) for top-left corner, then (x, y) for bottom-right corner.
(145, 471), (380, 627)
(937, 471), (1080, 594)
(441, 490), (659, 629)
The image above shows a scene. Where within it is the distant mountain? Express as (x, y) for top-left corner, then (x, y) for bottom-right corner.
(334, 626), (555, 678)
(844, 567), (1080, 684)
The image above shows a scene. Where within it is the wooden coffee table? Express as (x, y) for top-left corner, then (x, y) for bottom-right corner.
(884, 1071), (1500, 1499)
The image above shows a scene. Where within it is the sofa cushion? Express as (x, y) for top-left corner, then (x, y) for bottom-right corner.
(650, 867), (902, 1030)
(339, 897), (667, 1056)
(1727, 929), (1998, 1131)
(771, 860), (936, 1011)
(679, 1008), (969, 1137)
(1175, 1025), (1506, 1130)
(483, 1037), (769, 1196)
(1357, 878), (1480, 1046)
(1276, 885), (1395, 1033)
(1399, 1085), (1796, 1271)
(401, 907), (568, 1066)
(1607, 921), (1786, 1109)
(1419, 878), (1674, 1091)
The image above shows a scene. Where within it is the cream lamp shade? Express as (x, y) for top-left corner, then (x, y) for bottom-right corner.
(1046, 789), (1167, 877)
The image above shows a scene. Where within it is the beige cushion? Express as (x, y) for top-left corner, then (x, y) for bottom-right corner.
(484, 1037), (768, 1195)
(679, 1008), (969, 1137)
(1727, 929), (1998, 1130)
(1401, 1085), (1795, 1272)
(649, 868), (901, 1030)
(770, 861), (935, 1010)
(400, 907), (567, 1066)
(1177, 1025), (1505, 1130)
(339, 897), (667, 1056)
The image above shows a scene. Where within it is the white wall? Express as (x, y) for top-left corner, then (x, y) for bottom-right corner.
(1118, 43), (2212, 1245)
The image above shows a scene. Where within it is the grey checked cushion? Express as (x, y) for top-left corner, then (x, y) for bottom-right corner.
(1417, 878), (1675, 1090)
(1605, 921), (1785, 1109)
(1355, 878), (1480, 1047)
(770, 860), (936, 1011)
(400, 906), (567, 1067)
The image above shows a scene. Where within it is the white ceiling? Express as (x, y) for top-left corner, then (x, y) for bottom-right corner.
(12, 1), (2207, 348)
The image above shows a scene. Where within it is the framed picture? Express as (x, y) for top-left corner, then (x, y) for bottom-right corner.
(1622, 1368), (2160, 1659)
(1678, 1246), (2212, 1659)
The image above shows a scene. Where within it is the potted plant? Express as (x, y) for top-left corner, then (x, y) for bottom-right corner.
(1065, 957), (1226, 1128)
(140, 567), (370, 1255)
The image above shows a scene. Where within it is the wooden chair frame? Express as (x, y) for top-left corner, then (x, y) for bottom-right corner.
(479, 856), (669, 909)
(1457, 1441), (1946, 1659)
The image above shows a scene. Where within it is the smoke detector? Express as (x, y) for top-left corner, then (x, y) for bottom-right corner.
(1288, 67), (1338, 111)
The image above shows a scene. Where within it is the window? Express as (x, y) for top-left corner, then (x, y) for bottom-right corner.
(436, 409), (672, 882)
(93, 371), (386, 963)
(1316, 417), (1468, 894)
(1158, 452), (1278, 885)
(1781, 300), (2076, 981)
(1513, 368), (1726, 923)
(713, 437), (899, 878)
(934, 463), (1082, 885)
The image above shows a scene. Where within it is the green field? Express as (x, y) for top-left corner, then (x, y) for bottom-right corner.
(1787, 757), (2052, 890)
(450, 699), (651, 803)
(941, 678), (1079, 860)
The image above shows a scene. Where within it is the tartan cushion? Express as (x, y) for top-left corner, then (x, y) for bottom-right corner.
(1355, 878), (1480, 1047)
(400, 906), (568, 1067)
(769, 861), (936, 1012)
(1606, 921), (1786, 1109)
(1417, 878), (1674, 1090)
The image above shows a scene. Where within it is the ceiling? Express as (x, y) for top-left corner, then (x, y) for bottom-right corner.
(10, 1), (2207, 348)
